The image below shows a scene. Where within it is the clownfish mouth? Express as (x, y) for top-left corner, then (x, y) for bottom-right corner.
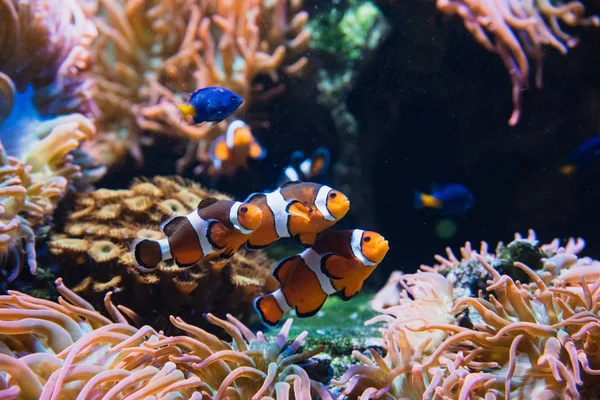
(378, 240), (390, 253)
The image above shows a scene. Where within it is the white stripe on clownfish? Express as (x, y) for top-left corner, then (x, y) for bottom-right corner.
(314, 185), (336, 222)
(157, 238), (172, 260)
(351, 229), (377, 267)
(272, 289), (292, 313)
(300, 248), (337, 295)
(229, 201), (253, 234)
(265, 190), (291, 239)
(299, 158), (311, 176)
(226, 120), (247, 148)
(284, 166), (300, 182)
(185, 211), (218, 256)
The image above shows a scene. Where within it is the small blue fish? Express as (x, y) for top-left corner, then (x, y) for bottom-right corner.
(560, 136), (600, 175)
(178, 87), (243, 124)
(280, 147), (330, 185)
(414, 184), (474, 216)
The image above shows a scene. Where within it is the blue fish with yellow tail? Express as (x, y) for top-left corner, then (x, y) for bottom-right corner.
(414, 183), (474, 216)
(178, 87), (243, 124)
(560, 136), (600, 175)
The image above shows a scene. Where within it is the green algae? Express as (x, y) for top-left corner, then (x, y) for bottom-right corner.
(309, 1), (386, 62)
(281, 293), (383, 381)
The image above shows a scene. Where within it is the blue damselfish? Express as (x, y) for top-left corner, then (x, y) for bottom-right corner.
(178, 86), (243, 124)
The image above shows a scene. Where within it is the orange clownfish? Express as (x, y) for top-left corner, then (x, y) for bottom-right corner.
(132, 198), (262, 269)
(244, 181), (350, 249)
(254, 229), (389, 326)
(210, 120), (266, 172)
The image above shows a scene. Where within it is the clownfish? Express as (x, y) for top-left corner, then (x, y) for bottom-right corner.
(244, 181), (350, 249)
(178, 87), (243, 124)
(210, 120), (267, 171)
(132, 198), (262, 269)
(560, 136), (600, 175)
(254, 229), (389, 326)
(414, 183), (474, 216)
(280, 148), (330, 185)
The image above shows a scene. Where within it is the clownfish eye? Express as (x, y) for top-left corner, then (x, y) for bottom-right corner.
(329, 192), (337, 199)
(240, 206), (248, 213)
(363, 236), (371, 243)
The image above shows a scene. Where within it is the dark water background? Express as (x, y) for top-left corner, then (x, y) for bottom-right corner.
(99, 0), (600, 288)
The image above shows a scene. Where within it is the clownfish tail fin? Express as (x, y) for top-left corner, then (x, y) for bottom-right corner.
(254, 290), (287, 327)
(131, 239), (165, 269)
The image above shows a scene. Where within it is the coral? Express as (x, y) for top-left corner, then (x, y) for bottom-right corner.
(86, 0), (310, 174)
(418, 229), (585, 299)
(0, 0), (98, 117)
(0, 0), (104, 283)
(0, 278), (332, 399)
(49, 176), (277, 332)
(432, 0), (599, 125)
(336, 230), (600, 399)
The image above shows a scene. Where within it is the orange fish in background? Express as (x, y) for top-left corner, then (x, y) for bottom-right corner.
(209, 120), (267, 174)
(254, 229), (389, 326)
(132, 198), (262, 269)
(244, 181), (350, 249)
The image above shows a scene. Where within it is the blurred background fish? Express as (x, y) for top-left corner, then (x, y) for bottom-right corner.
(560, 136), (600, 175)
(279, 147), (330, 186)
(178, 86), (243, 124)
(207, 120), (267, 176)
(414, 183), (474, 216)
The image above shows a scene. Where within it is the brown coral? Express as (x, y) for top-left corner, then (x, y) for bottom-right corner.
(0, 278), (331, 399)
(85, 0), (310, 174)
(49, 176), (276, 332)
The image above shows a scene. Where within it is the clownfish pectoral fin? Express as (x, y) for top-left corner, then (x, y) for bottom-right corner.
(286, 200), (311, 221)
(206, 220), (228, 249)
(320, 253), (348, 280)
(296, 232), (317, 247)
(160, 216), (186, 236)
(272, 255), (301, 284)
(254, 294), (285, 327)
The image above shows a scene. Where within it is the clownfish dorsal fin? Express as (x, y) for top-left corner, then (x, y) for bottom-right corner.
(197, 197), (220, 210)
(280, 180), (303, 189)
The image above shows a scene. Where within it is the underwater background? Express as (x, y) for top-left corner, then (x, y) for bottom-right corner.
(2, 0), (600, 399)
